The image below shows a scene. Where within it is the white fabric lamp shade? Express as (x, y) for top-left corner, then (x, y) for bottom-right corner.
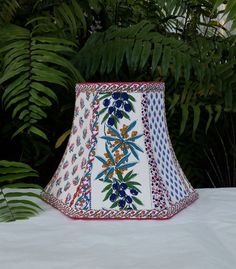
(42, 82), (198, 220)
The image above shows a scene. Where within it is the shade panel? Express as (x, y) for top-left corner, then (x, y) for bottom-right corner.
(42, 82), (198, 219)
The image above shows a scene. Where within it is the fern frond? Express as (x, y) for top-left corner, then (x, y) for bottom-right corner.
(76, 20), (235, 134)
(30, 0), (87, 39)
(54, 0), (87, 38)
(0, 160), (42, 222)
(76, 20), (195, 81)
(0, 24), (83, 140)
(0, 0), (20, 25)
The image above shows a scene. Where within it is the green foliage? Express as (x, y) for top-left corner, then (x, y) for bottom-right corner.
(0, 24), (82, 140)
(0, 0), (235, 214)
(0, 160), (43, 222)
(0, 0), (20, 25)
(213, 0), (236, 30)
(76, 7), (236, 135)
(30, 0), (88, 40)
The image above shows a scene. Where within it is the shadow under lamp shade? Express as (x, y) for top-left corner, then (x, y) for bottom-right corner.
(41, 82), (198, 220)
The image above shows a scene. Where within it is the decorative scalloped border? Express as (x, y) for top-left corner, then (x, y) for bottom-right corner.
(41, 191), (198, 220)
(76, 82), (165, 93)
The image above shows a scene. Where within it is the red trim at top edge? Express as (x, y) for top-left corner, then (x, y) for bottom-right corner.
(77, 81), (164, 85)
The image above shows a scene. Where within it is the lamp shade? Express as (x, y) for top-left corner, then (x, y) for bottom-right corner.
(42, 82), (198, 220)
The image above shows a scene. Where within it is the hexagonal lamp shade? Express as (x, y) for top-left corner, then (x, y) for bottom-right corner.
(42, 82), (198, 220)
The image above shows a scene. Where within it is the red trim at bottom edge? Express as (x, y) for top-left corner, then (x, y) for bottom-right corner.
(41, 191), (199, 221)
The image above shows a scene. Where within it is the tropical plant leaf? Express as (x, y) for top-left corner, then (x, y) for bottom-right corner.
(0, 0), (20, 25)
(0, 24), (83, 140)
(55, 129), (71, 149)
(0, 160), (42, 222)
(75, 15), (236, 133)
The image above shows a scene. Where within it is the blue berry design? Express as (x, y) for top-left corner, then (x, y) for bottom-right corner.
(119, 190), (126, 197)
(130, 189), (138, 196)
(101, 173), (143, 210)
(99, 91), (134, 126)
(103, 98), (110, 107)
(108, 106), (116, 114)
(126, 196), (133, 204)
(121, 92), (129, 100)
(115, 100), (123, 108)
(108, 177), (142, 209)
(124, 103), (132, 112)
(119, 199), (126, 209)
(120, 183), (127, 190)
(110, 193), (117, 202)
(112, 92), (121, 100)
(115, 110), (123, 119)
(112, 182), (119, 191)
(108, 117), (115, 126)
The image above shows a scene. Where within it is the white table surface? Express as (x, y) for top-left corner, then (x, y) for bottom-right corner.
(1, 188), (236, 269)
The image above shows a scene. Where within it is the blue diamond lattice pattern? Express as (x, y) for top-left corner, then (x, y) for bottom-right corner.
(147, 92), (188, 203)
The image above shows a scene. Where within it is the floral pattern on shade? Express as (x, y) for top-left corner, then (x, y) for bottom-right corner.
(42, 82), (199, 220)
(45, 91), (95, 206)
(95, 92), (144, 210)
(70, 94), (100, 210)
